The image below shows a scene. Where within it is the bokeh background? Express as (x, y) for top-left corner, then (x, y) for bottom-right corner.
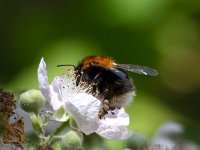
(1, 0), (200, 149)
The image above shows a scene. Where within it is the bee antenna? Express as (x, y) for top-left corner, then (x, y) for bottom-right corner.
(57, 64), (75, 68)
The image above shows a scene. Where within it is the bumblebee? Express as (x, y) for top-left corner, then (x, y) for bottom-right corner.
(58, 56), (158, 118)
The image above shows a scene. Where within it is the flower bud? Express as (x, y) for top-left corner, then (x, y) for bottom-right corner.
(61, 130), (83, 150)
(19, 89), (46, 113)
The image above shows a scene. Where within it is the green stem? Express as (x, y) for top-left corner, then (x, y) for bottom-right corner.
(38, 119), (69, 148)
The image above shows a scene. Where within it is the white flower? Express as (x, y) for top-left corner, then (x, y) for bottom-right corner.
(151, 122), (183, 149)
(37, 58), (132, 139)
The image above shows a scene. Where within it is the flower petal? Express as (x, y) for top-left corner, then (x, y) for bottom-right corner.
(49, 77), (65, 110)
(38, 58), (51, 101)
(96, 108), (132, 140)
(38, 58), (64, 110)
(64, 93), (101, 135)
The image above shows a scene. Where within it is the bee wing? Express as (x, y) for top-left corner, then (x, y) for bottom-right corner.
(116, 64), (158, 76)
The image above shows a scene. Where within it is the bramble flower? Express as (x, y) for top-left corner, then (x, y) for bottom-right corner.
(37, 58), (132, 139)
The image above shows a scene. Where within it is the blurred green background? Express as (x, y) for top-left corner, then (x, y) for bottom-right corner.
(1, 0), (200, 149)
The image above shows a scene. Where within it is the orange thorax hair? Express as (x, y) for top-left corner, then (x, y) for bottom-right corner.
(82, 56), (115, 69)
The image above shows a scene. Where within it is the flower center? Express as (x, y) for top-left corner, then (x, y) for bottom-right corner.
(60, 71), (96, 98)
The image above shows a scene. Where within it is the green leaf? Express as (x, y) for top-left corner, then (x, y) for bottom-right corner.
(30, 112), (42, 135)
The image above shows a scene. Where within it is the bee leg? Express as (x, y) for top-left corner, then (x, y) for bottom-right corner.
(112, 107), (121, 115)
(111, 111), (115, 115)
(110, 107), (115, 110)
(98, 100), (110, 119)
(108, 107), (115, 115)
(98, 108), (106, 119)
